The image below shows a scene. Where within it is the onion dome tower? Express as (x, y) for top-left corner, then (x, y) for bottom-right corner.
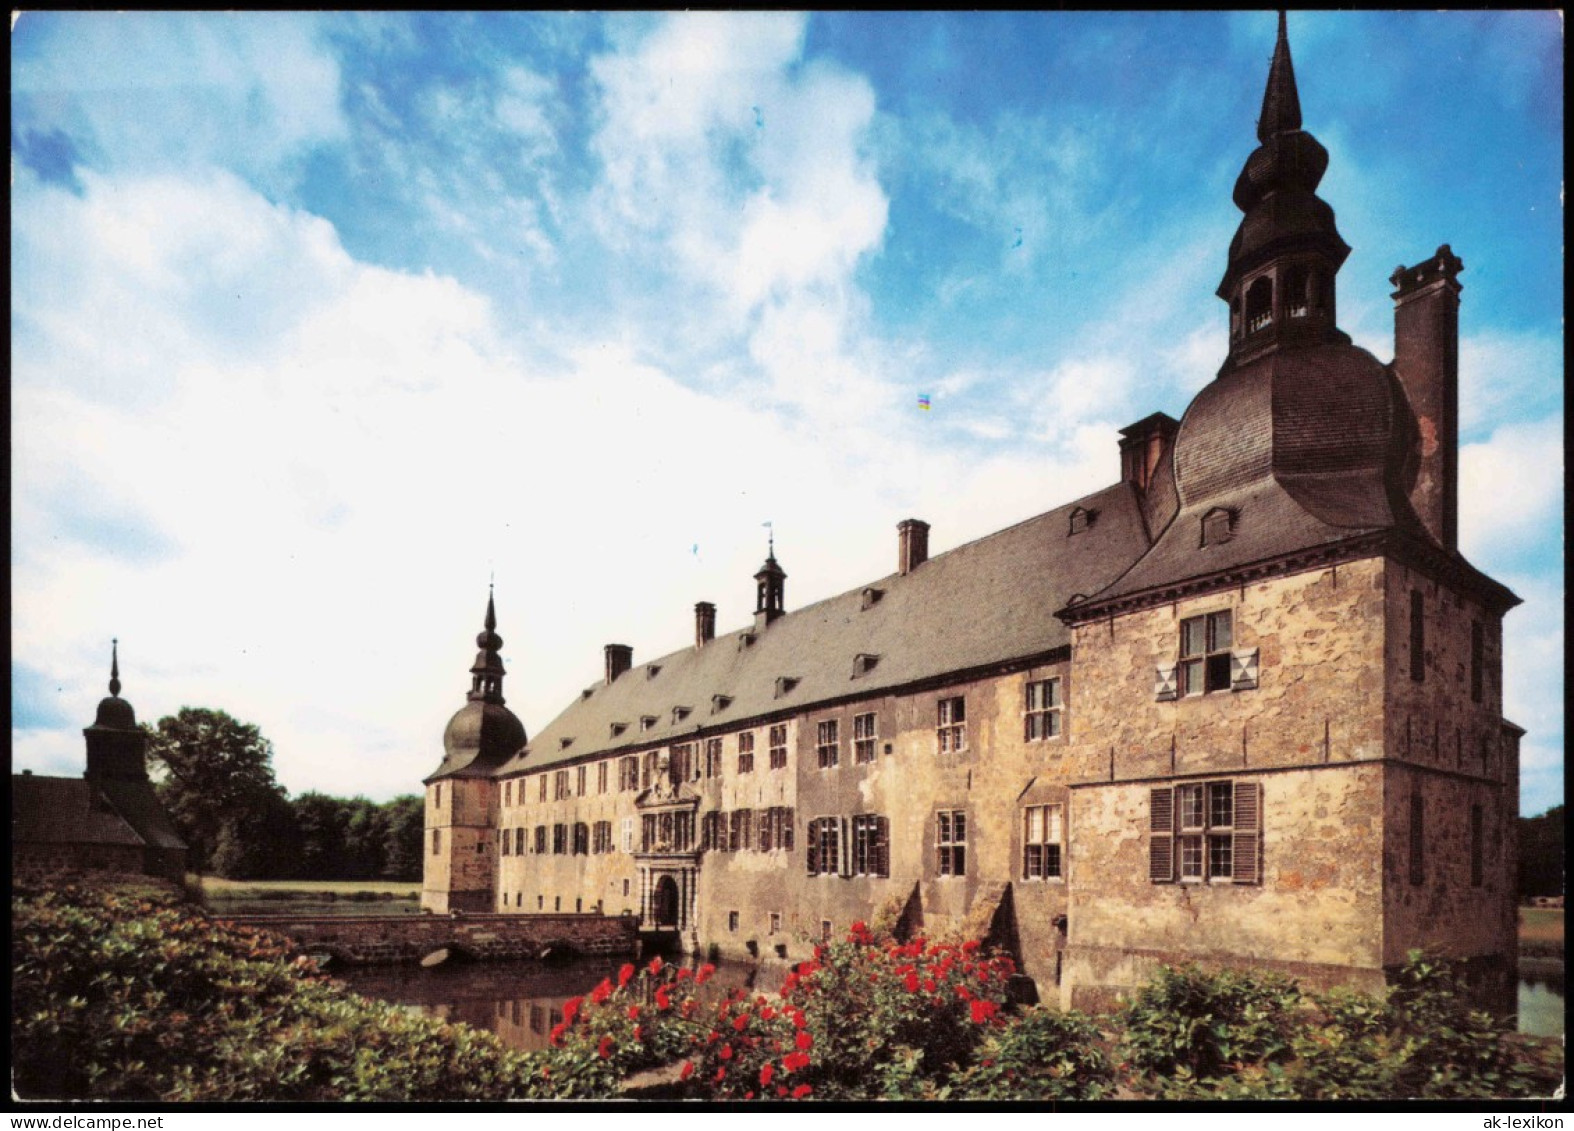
(428, 589), (527, 782)
(84, 639), (150, 783)
(1218, 11), (1352, 375)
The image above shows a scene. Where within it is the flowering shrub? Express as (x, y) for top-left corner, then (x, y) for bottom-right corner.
(12, 884), (534, 1100)
(947, 1007), (1115, 1100)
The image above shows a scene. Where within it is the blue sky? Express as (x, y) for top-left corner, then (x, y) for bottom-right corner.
(11, 12), (1563, 814)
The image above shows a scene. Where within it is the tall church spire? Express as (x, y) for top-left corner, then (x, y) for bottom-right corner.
(109, 637), (122, 698)
(1257, 11), (1301, 140)
(469, 587), (507, 704)
(1218, 11), (1351, 375)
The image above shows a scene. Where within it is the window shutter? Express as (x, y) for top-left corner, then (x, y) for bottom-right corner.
(1149, 787), (1174, 882)
(840, 816), (853, 877)
(806, 819), (819, 875)
(1232, 780), (1261, 884)
(876, 816), (890, 877)
(1155, 665), (1179, 702)
(1230, 648), (1260, 691)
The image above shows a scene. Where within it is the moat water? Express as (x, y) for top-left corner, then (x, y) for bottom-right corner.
(333, 952), (1564, 1050)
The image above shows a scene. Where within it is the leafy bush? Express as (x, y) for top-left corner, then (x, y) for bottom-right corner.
(947, 1006), (1115, 1100)
(12, 883), (534, 1100)
(1118, 963), (1302, 1088)
(1116, 956), (1563, 1101)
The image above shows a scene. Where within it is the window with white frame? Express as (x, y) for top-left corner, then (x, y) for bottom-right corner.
(937, 809), (966, 876)
(1149, 779), (1260, 883)
(1024, 679), (1062, 741)
(1022, 804), (1063, 879)
(1157, 611), (1257, 700)
(816, 719), (840, 769)
(768, 724), (788, 770)
(852, 814), (890, 877)
(738, 731), (755, 774)
(853, 712), (877, 763)
(937, 697), (966, 753)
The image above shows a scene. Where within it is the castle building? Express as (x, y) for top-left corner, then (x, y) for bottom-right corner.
(12, 642), (188, 885)
(423, 17), (1521, 1010)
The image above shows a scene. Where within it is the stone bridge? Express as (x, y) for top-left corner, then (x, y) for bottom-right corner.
(217, 911), (641, 966)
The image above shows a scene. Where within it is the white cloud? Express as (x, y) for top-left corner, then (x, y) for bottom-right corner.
(1459, 330), (1564, 440)
(1458, 415), (1565, 562)
(13, 12), (345, 184)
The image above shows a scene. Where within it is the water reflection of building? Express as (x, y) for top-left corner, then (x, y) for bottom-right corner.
(422, 16), (1522, 1013)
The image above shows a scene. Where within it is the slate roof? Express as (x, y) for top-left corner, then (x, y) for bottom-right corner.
(498, 480), (1152, 777)
(12, 775), (185, 851)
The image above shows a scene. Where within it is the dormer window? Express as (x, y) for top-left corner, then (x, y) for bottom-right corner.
(775, 676), (800, 698)
(580, 688), (595, 701)
(646, 664), (662, 679)
(861, 587), (884, 610)
(640, 715), (658, 732)
(711, 694), (733, 714)
(672, 706), (691, 724)
(1068, 506), (1097, 535)
(559, 737), (574, 750)
(852, 653), (880, 678)
(610, 722), (628, 739)
(738, 632), (756, 651)
(1201, 506), (1236, 546)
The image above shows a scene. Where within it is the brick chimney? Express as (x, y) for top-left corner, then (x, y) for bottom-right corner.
(898, 518), (930, 575)
(1391, 245), (1463, 550)
(604, 643), (632, 684)
(1118, 412), (1180, 494)
(694, 602), (716, 648)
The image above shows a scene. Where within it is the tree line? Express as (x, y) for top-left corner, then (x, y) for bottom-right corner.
(144, 707), (423, 881)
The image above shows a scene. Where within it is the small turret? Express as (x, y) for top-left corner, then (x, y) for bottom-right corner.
(84, 639), (149, 783)
(753, 529), (787, 630)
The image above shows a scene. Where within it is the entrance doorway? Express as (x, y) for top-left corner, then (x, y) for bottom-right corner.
(652, 875), (680, 928)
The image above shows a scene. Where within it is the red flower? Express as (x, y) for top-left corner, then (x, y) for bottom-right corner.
(715, 1067), (726, 1083)
(961, 940), (980, 953)
(590, 978), (613, 1005)
(784, 1051), (810, 1072)
(676, 967), (692, 981)
(707, 1029), (720, 1044)
(648, 955), (665, 976)
(776, 1087), (788, 1098)
(904, 972), (920, 993)
(696, 962), (717, 984)
(680, 1061), (694, 1081)
(719, 1044), (734, 1061)
(597, 1035), (613, 1059)
(563, 996), (583, 1025)
(634, 1025), (643, 1042)
(618, 963), (636, 987)
(760, 1063), (775, 1087)
(682, 998), (698, 1017)
(549, 1023), (567, 1047)
(923, 978), (936, 993)
(795, 1029), (813, 1051)
(792, 1084), (813, 1099)
(656, 987), (672, 1011)
(733, 1013), (750, 1032)
(969, 999), (999, 1024)
(761, 1006), (776, 1021)
(791, 1010), (807, 1030)
(627, 1005), (641, 1021)
(851, 920), (867, 934)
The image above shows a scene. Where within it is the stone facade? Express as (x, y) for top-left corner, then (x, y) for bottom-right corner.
(421, 17), (1522, 1014)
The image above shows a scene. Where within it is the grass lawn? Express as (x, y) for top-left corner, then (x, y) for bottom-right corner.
(1518, 906), (1564, 955)
(197, 876), (421, 900)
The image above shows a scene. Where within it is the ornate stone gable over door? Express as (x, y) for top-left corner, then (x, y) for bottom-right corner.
(632, 747), (702, 941)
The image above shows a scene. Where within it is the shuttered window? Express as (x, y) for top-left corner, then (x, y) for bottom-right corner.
(1150, 780), (1260, 884)
(852, 814), (889, 877)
